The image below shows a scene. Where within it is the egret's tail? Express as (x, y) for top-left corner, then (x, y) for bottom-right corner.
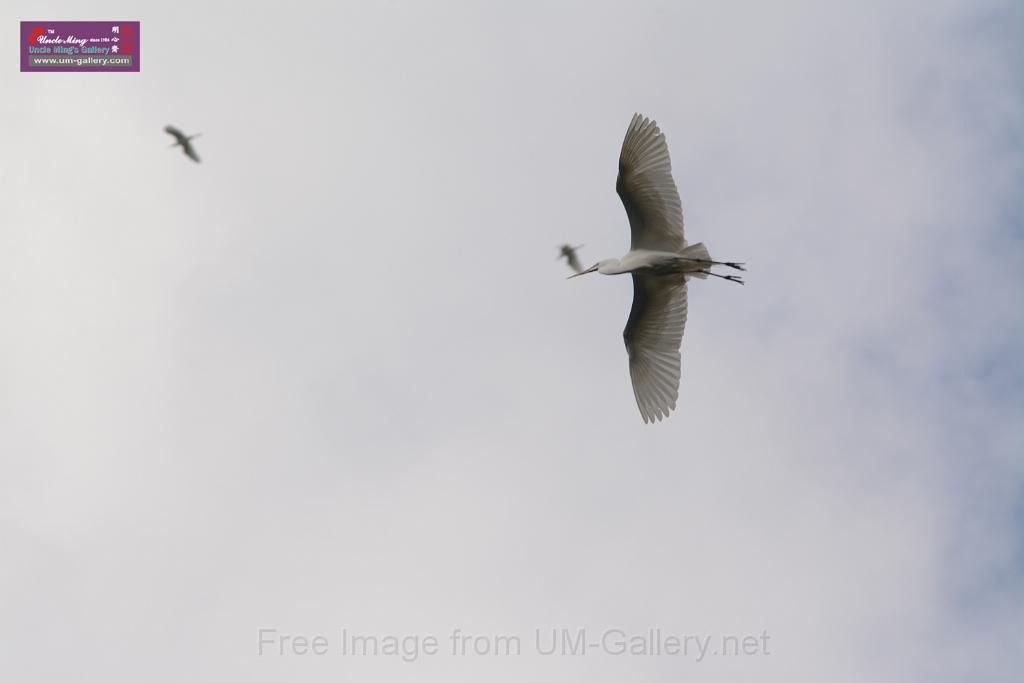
(682, 242), (711, 279)
(680, 242), (745, 284)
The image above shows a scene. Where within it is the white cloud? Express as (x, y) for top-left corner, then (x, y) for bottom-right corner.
(1, 1), (1021, 681)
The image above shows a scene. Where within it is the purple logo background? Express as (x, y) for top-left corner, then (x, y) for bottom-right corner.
(21, 21), (140, 72)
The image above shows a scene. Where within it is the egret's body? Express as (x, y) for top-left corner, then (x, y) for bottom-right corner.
(570, 114), (744, 423)
(164, 125), (201, 163)
(587, 248), (722, 276)
(558, 244), (585, 273)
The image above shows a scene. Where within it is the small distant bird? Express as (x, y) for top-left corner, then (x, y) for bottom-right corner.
(164, 125), (201, 163)
(558, 244), (585, 273)
(569, 113), (745, 423)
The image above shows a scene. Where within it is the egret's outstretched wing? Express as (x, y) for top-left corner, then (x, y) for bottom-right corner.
(624, 273), (687, 424)
(616, 114), (685, 253)
(164, 125), (187, 144)
(181, 140), (201, 163)
(566, 250), (582, 272)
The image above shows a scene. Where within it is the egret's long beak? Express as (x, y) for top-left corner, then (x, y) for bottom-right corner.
(567, 264), (599, 279)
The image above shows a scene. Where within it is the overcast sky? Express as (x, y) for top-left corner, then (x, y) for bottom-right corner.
(1, 1), (1022, 681)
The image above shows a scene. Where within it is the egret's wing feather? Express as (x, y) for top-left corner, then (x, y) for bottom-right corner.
(616, 113), (685, 253)
(624, 273), (687, 424)
(567, 251), (582, 272)
(164, 125), (186, 143)
(182, 140), (201, 163)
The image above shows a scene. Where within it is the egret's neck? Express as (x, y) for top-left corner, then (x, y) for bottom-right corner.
(597, 258), (627, 275)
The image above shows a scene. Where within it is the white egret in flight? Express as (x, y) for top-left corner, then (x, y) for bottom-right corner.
(570, 113), (744, 423)
(164, 125), (201, 163)
(558, 244), (585, 273)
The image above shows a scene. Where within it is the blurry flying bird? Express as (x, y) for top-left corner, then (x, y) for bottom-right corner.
(164, 125), (201, 163)
(558, 244), (585, 273)
(569, 113), (745, 424)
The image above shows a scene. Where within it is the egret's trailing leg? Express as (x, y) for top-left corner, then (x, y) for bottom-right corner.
(679, 258), (746, 272)
(698, 270), (744, 285)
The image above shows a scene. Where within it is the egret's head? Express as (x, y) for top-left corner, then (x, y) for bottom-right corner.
(567, 263), (597, 279)
(567, 260), (610, 279)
